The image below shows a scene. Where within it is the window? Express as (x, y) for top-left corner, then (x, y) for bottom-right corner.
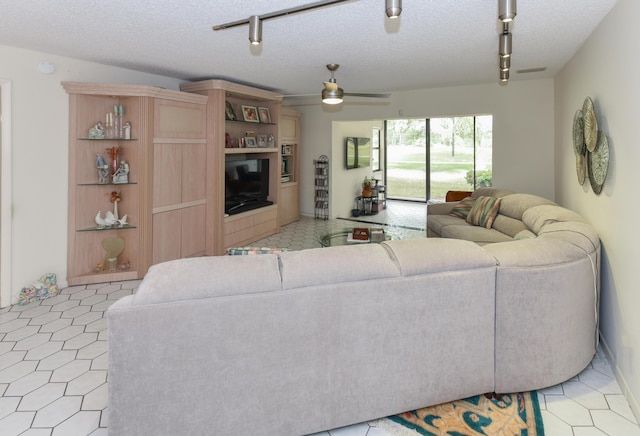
(385, 115), (492, 201)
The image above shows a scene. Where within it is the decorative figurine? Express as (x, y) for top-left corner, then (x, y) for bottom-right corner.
(88, 121), (105, 139)
(109, 191), (121, 220)
(96, 153), (110, 183)
(113, 160), (129, 184)
(101, 237), (125, 272)
(106, 146), (122, 176)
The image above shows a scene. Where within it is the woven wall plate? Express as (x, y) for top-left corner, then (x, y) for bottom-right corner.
(576, 152), (586, 186)
(573, 109), (585, 155)
(587, 131), (609, 194)
(582, 97), (598, 152)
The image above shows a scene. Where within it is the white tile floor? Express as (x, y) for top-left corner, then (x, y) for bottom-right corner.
(0, 202), (638, 435)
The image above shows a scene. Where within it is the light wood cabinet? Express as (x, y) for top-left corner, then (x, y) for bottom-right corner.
(279, 109), (301, 225)
(63, 82), (207, 285)
(180, 80), (283, 254)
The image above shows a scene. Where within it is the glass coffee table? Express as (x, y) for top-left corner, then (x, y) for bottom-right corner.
(318, 228), (397, 247)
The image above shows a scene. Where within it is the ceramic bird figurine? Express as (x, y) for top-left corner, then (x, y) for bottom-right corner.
(104, 211), (117, 226)
(117, 214), (128, 227)
(95, 211), (109, 228)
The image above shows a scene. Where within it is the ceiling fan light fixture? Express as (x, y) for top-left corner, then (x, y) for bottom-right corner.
(322, 87), (344, 104)
(499, 0), (517, 23)
(500, 69), (510, 82)
(249, 15), (262, 45)
(386, 0), (402, 18)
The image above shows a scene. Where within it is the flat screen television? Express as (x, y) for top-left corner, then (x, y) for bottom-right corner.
(225, 157), (272, 215)
(345, 137), (371, 169)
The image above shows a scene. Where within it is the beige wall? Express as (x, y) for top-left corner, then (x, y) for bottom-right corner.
(554, 0), (640, 418)
(286, 78), (555, 218)
(0, 44), (183, 306)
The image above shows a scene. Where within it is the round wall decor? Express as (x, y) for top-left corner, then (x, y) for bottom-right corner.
(582, 97), (598, 152)
(575, 152), (586, 186)
(587, 131), (609, 195)
(573, 110), (585, 155)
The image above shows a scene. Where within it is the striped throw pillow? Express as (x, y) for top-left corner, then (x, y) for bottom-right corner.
(466, 196), (502, 229)
(448, 197), (476, 219)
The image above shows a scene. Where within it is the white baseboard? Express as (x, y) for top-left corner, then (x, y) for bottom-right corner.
(599, 333), (640, 424)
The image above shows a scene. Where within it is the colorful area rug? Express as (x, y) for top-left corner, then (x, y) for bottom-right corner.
(374, 392), (544, 436)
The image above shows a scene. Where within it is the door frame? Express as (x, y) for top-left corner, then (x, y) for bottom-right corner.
(1, 79), (12, 308)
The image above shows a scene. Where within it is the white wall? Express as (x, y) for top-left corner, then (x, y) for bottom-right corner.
(332, 120), (383, 218)
(554, 0), (640, 418)
(0, 44), (183, 306)
(285, 78), (555, 218)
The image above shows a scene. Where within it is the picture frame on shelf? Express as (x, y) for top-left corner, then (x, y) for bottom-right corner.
(225, 101), (237, 120)
(282, 145), (292, 155)
(257, 134), (267, 148)
(258, 107), (271, 123)
(245, 136), (257, 147)
(242, 105), (259, 122)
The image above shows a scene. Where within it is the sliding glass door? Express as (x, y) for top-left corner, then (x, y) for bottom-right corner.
(385, 115), (492, 202)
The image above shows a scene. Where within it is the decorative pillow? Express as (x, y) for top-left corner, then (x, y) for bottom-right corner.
(448, 197), (476, 219)
(466, 196), (502, 229)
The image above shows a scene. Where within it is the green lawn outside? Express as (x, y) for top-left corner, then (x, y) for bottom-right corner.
(386, 145), (480, 200)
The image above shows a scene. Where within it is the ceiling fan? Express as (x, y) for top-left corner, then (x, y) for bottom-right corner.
(286, 64), (390, 104)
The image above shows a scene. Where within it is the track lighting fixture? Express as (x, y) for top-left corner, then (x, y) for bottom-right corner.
(499, 27), (512, 58)
(497, 1), (515, 83)
(499, 56), (510, 72)
(499, 0), (517, 23)
(386, 0), (402, 19)
(249, 15), (262, 45)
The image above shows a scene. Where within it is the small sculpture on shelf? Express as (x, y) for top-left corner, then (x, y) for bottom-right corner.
(106, 145), (122, 176)
(95, 153), (110, 183)
(88, 121), (105, 139)
(101, 237), (125, 272)
(95, 210), (117, 228)
(362, 176), (373, 198)
(109, 191), (121, 220)
(113, 160), (129, 184)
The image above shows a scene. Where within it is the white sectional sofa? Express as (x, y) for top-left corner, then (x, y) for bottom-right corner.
(108, 188), (600, 435)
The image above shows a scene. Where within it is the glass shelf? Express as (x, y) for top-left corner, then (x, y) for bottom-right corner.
(78, 137), (138, 141)
(78, 182), (138, 186)
(224, 120), (276, 126)
(78, 224), (137, 232)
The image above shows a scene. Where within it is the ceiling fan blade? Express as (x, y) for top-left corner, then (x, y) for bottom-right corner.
(343, 92), (391, 99)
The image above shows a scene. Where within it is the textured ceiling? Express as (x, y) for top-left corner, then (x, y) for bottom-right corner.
(0, 0), (617, 97)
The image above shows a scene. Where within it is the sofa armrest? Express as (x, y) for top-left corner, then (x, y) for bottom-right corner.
(427, 201), (458, 216)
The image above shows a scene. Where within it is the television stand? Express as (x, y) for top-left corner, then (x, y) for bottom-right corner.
(224, 204), (278, 248)
(226, 199), (273, 215)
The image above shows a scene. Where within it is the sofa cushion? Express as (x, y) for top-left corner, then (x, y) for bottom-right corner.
(492, 215), (527, 238)
(466, 196), (502, 229)
(471, 188), (514, 199)
(279, 244), (400, 290)
(499, 194), (557, 220)
(449, 196), (475, 219)
(427, 214), (470, 235)
(441, 225), (512, 244)
(523, 205), (587, 234)
(133, 255), (283, 305)
(514, 229), (537, 240)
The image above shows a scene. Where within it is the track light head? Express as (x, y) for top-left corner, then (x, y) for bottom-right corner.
(249, 15), (262, 45)
(499, 31), (512, 58)
(386, 0), (402, 18)
(499, 0), (517, 23)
